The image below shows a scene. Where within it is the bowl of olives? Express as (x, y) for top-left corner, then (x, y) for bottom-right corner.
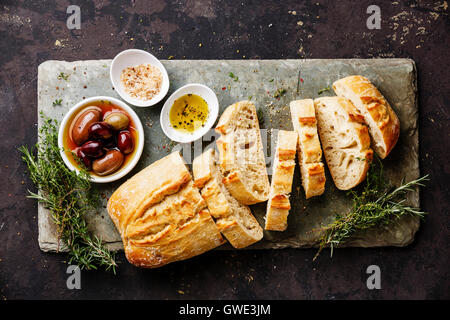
(58, 96), (144, 183)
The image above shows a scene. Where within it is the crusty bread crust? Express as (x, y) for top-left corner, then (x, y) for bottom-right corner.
(215, 102), (239, 135)
(107, 152), (224, 268)
(333, 75), (400, 159)
(193, 148), (263, 248)
(215, 101), (270, 205)
(290, 99), (326, 198)
(314, 97), (373, 190)
(265, 130), (297, 231)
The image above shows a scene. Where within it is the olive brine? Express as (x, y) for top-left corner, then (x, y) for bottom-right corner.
(65, 101), (137, 176)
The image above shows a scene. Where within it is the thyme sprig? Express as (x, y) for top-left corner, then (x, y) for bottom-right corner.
(20, 115), (117, 272)
(314, 157), (428, 260)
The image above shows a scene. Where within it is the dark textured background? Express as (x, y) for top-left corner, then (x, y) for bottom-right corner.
(0, 0), (448, 300)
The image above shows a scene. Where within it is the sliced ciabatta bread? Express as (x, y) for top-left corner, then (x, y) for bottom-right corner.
(193, 148), (263, 248)
(314, 97), (373, 190)
(290, 99), (326, 198)
(332, 75), (400, 159)
(215, 101), (270, 205)
(265, 130), (297, 231)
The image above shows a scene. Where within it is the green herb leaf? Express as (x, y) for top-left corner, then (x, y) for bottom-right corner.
(256, 108), (264, 127)
(52, 99), (62, 106)
(228, 72), (239, 82)
(317, 86), (331, 95)
(19, 114), (117, 273)
(58, 72), (69, 80)
(273, 88), (286, 98)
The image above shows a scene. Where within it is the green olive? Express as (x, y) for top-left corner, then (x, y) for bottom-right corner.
(104, 112), (129, 131)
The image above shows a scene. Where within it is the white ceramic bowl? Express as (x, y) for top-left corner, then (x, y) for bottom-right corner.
(160, 83), (219, 143)
(58, 96), (145, 183)
(110, 49), (170, 107)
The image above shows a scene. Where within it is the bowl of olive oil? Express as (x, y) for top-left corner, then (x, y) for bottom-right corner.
(160, 83), (219, 143)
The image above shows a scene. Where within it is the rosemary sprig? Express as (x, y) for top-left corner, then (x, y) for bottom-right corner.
(19, 115), (117, 273)
(314, 158), (428, 260)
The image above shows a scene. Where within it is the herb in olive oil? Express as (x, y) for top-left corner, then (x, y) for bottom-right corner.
(169, 94), (209, 133)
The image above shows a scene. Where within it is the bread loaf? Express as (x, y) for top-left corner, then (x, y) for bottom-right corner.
(264, 130), (297, 231)
(215, 101), (270, 205)
(193, 148), (263, 248)
(332, 75), (400, 159)
(107, 152), (224, 268)
(290, 99), (326, 198)
(314, 97), (373, 190)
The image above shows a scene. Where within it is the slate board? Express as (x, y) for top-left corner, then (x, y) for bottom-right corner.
(37, 58), (420, 252)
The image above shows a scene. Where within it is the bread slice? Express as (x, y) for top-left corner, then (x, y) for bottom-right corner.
(107, 152), (224, 268)
(193, 148), (263, 248)
(332, 75), (400, 159)
(314, 97), (373, 190)
(264, 130), (297, 231)
(215, 101), (270, 205)
(290, 99), (326, 198)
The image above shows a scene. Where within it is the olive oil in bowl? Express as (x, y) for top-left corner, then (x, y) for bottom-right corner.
(169, 94), (209, 133)
(160, 83), (219, 143)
